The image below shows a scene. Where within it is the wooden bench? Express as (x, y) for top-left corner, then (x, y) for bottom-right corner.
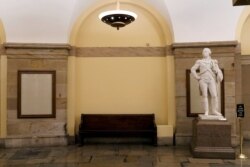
(78, 114), (157, 146)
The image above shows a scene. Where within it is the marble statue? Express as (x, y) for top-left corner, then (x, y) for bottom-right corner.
(191, 48), (224, 118)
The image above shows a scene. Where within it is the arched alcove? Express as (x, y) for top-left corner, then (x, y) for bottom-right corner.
(240, 14), (250, 55)
(0, 19), (6, 44)
(236, 7), (250, 139)
(236, 7), (250, 55)
(70, 0), (173, 46)
(67, 0), (175, 141)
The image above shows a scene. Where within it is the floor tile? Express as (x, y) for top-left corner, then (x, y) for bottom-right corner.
(0, 141), (249, 167)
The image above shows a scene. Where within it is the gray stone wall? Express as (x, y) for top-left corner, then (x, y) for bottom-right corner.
(5, 43), (69, 147)
(173, 41), (239, 145)
(239, 56), (250, 139)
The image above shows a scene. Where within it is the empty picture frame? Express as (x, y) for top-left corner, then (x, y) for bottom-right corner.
(17, 70), (56, 118)
(186, 69), (225, 117)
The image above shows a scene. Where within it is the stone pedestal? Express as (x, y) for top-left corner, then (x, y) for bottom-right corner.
(191, 118), (235, 159)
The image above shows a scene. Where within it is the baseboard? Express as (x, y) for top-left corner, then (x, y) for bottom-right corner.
(3, 135), (67, 148)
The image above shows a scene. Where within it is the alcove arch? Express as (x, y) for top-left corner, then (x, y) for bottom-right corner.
(235, 7), (250, 139)
(0, 19), (6, 44)
(67, 0), (175, 142)
(70, 0), (173, 46)
(236, 6), (250, 55)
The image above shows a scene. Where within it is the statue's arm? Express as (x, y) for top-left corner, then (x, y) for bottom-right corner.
(212, 60), (219, 73)
(191, 60), (200, 80)
(212, 60), (223, 82)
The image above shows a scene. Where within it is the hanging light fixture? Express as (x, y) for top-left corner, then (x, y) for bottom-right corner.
(233, 0), (250, 6)
(98, 0), (137, 30)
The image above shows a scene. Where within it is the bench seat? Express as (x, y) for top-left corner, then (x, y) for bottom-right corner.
(78, 114), (157, 145)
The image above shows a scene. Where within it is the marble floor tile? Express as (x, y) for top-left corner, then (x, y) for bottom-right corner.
(48, 149), (68, 158)
(188, 158), (224, 164)
(124, 155), (158, 164)
(0, 141), (250, 167)
(26, 157), (53, 164)
(209, 164), (250, 167)
(91, 155), (125, 163)
(153, 162), (181, 167)
(40, 163), (78, 167)
(10, 149), (49, 160)
(183, 164), (210, 167)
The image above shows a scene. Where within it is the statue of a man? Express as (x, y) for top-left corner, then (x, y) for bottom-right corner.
(191, 48), (223, 116)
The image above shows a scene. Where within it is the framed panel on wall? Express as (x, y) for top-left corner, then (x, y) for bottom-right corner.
(186, 69), (225, 117)
(17, 70), (56, 118)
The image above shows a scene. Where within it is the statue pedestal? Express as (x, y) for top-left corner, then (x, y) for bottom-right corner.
(191, 118), (235, 159)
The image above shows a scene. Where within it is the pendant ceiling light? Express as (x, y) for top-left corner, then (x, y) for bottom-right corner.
(98, 1), (137, 30)
(233, 0), (250, 6)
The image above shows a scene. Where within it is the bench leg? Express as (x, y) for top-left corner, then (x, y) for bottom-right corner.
(153, 135), (157, 146)
(79, 135), (84, 147)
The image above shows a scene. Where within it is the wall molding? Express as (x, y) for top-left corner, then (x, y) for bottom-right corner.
(75, 47), (169, 57)
(238, 55), (250, 65)
(1, 41), (242, 58)
(0, 44), (4, 55)
(4, 43), (71, 49)
(173, 41), (239, 58)
(172, 41), (238, 49)
(3, 43), (71, 56)
(2, 43), (174, 57)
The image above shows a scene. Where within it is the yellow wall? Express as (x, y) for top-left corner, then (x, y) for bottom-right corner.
(67, 56), (76, 136)
(0, 56), (7, 138)
(166, 56), (176, 128)
(0, 19), (7, 138)
(236, 7), (250, 55)
(241, 15), (250, 55)
(0, 20), (5, 44)
(74, 57), (168, 128)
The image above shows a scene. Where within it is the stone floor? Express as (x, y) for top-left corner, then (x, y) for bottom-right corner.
(1, 142), (250, 167)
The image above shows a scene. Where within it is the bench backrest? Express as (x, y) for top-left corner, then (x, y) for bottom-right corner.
(80, 114), (156, 130)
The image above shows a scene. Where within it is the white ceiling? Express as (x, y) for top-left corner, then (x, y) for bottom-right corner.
(0, 0), (245, 43)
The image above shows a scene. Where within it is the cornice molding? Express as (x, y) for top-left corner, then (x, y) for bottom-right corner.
(4, 43), (71, 50)
(172, 41), (238, 49)
(75, 47), (168, 57)
(1, 42), (241, 57)
(0, 44), (4, 55)
(173, 41), (240, 58)
(2, 43), (173, 57)
(4, 43), (71, 56)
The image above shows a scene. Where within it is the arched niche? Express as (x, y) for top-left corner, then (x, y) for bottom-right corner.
(0, 19), (6, 44)
(67, 1), (175, 137)
(236, 7), (250, 55)
(70, 0), (173, 47)
(235, 7), (250, 139)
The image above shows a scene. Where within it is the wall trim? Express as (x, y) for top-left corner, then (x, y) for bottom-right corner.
(239, 55), (250, 65)
(0, 44), (4, 55)
(4, 43), (71, 50)
(2, 43), (175, 57)
(3, 43), (71, 56)
(240, 55), (250, 60)
(172, 41), (238, 49)
(75, 47), (168, 57)
(173, 41), (239, 58)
